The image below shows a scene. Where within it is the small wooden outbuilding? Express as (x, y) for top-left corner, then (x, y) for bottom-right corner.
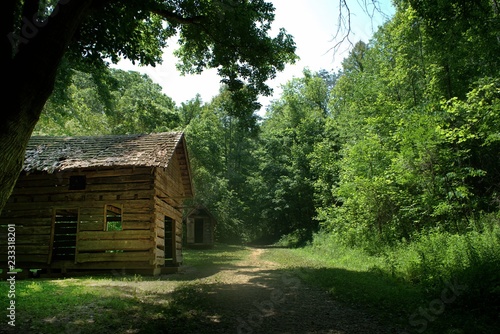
(184, 206), (217, 248)
(0, 132), (193, 276)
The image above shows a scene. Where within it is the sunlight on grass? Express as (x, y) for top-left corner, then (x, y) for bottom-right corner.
(182, 243), (250, 267)
(0, 243), (250, 334)
(261, 244), (423, 329)
(261, 228), (500, 334)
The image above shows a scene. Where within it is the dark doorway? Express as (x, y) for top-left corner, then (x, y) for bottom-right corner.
(194, 218), (204, 243)
(164, 217), (174, 264)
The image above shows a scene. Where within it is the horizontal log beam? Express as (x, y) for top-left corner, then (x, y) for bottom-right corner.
(78, 239), (153, 252)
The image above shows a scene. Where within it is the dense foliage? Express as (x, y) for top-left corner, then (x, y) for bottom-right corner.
(317, 0), (500, 249)
(34, 68), (179, 135)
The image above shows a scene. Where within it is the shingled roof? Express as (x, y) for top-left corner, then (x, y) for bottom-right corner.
(24, 132), (188, 173)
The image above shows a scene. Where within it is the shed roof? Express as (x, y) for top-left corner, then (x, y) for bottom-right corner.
(186, 205), (217, 225)
(24, 131), (188, 173)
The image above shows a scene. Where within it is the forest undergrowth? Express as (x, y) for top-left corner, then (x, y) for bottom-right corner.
(269, 219), (500, 334)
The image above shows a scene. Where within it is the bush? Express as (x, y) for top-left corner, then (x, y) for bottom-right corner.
(274, 228), (313, 248)
(373, 224), (500, 321)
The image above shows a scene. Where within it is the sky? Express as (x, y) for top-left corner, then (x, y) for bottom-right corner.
(112, 0), (395, 115)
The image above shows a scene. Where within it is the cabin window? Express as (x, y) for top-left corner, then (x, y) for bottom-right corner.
(105, 205), (122, 231)
(69, 175), (86, 190)
(52, 209), (78, 262)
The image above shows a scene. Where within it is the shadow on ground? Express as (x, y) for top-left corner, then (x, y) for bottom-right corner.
(5, 246), (499, 334)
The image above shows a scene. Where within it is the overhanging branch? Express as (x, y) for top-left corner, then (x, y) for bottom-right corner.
(151, 8), (204, 25)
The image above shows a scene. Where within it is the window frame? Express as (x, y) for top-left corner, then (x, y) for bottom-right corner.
(104, 204), (123, 232)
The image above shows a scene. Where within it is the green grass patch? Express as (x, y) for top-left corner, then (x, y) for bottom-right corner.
(261, 245), (421, 330)
(263, 228), (500, 334)
(183, 243), (249, 268)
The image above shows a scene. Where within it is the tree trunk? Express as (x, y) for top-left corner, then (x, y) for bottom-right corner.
(0, 0), (93, 215)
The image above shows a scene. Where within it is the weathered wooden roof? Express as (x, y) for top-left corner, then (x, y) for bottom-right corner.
(24, 131), (188, 173)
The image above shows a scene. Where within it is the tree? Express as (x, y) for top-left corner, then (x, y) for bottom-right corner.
(252, 69), (331, 243)
(398, 0), (500, 99)
(184, 87), (260, 243)
(318, 0), (500, 248)
(33, 69), (111, 136)
(34, 68), (181, 135)
(178, 94), (204, 127)
(107, 69), (180, 134)
(0, 0), (297, 214)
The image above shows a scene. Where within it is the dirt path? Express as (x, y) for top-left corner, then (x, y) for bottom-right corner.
(4, 246), (394, 334)
(180, 247), (391, 334)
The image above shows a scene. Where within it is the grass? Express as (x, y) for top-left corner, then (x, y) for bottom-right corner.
(182, 243), (250, 269)
(2, 274), (191, 333)
(262, 229), (500, 334)
(0, 244), (250, 334)
(262, 244), (422, 332)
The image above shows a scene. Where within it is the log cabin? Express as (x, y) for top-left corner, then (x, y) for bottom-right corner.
(0, 131), (193, 276)
(184, 205), (217, 248)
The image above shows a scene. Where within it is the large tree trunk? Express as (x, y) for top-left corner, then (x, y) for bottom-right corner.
(0, 0), (93, 215)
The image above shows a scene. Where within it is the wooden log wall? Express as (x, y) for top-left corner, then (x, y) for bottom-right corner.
(0, 167), (158, 271)
(153, 151), (190, 266)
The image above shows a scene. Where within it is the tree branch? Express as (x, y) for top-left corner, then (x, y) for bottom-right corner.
(327, 0), (390, 62)
(150, 8), (204, 25)
(327, 0), (353, 57)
